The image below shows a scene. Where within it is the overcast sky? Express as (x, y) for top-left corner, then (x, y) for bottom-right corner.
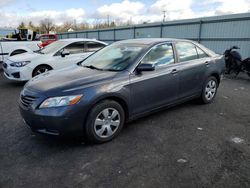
(0, 0), (250, 27)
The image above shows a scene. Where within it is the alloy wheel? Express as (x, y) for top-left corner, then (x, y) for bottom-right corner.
(205, 80), (217, 101)
(35, 68), (50, 76)
(94, 108), (121, 138)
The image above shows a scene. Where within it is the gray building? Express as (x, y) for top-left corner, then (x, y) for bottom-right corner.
(58, 13), (250, 58)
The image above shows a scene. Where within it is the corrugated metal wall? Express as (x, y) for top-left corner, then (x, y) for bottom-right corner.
(57, 13), (250, 58)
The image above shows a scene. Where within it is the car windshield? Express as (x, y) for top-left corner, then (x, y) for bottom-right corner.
(37, 41), (68, 54)
(82, 43), (145, 71)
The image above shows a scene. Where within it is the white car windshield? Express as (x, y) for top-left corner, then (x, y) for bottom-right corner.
(38, 41), (68, 54)
(82, 43), (145, 71)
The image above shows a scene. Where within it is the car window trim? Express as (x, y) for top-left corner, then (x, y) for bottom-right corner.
(195, 46), (209, 59)
(131, 42), (176, 73)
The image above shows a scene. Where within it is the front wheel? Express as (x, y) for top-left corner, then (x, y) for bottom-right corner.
(32, 65), (52, 77)
(84, 100), (125, 144)
(199, 76), (218, 104)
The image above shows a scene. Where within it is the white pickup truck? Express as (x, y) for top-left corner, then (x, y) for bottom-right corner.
(0, 41), (41, 63)
(0, 29), (41, 65)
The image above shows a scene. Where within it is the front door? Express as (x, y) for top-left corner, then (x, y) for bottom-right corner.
(53, 42), (89, 69)
(130, 43), (179, 115)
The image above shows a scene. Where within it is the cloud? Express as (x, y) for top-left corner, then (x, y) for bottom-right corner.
(0, 8), (86, 27)
(0, 0), (250, 27)
(148, 0), (195, 20)
(95, 0), (145, 23)
(149, 0), (193, 14)
(29, 8), (86, 25)
(212, 0), (250, 15)
(147, 0), (250, 21)
(0, 0), (13, 7)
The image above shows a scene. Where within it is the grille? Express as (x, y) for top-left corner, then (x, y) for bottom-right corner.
(12, 72), (20, 78)
(20, 95), (37, 108)
(3, 63), (7, 68)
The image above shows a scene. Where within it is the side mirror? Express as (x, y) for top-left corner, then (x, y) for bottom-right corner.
(61, 49), (70, 57)
(137, 63), (155, 72)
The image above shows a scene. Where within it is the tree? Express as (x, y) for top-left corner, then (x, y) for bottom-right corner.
(62, 21), (74, 31)
(39, 18), (55, 34)
(18, 22), (26, 29)
(78, 22), (90, 30)
(28, 21), (36, 31)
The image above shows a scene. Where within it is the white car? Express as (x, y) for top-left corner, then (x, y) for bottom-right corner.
(2, 38), (107, 81)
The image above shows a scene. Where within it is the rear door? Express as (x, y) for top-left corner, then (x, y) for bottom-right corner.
(130, 43), (179, 115)
(174, 42), (210, 99)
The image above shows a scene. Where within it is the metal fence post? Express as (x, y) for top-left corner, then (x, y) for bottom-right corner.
(198, 20), (203, 43)
(97, 30), (100, 40)
(160, 23), (163, 38)
(133, 27), (136, 38)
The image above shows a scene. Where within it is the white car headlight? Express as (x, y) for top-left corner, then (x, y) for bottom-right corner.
(39, 95), (83, 108)
(10, 61), (31, 67)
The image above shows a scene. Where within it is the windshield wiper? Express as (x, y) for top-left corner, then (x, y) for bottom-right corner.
(34, 50), (44, 54)
(83, 65), (103, 71)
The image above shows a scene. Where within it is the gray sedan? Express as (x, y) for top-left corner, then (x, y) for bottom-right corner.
(19, 38), (225, 143)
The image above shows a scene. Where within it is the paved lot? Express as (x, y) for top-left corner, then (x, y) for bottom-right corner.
(0, 71), (250, 188)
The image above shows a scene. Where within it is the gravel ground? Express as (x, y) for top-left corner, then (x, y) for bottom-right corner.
(0, 72), (250, 188)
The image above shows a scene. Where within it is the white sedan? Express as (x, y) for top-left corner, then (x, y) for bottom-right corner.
(2, 38), (107, 81)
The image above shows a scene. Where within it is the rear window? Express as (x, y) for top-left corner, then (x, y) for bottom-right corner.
(175, 42), (198, 62)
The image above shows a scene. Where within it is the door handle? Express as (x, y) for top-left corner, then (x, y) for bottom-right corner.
(205, 61), (210, 66)
(171, 69), (178, 74)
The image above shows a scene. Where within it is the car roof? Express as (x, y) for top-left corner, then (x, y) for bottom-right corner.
(116, 38), (192, 45)
(59, 38), (104, 43)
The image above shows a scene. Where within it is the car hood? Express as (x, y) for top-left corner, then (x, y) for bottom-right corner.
(8, 52), (43, 62)
(25, 65), (117, 94)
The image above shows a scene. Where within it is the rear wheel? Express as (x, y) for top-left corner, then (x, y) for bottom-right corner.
(32, 65), (52, 77)
(84, 100), (125, 144)
(199, 76), (218, 104)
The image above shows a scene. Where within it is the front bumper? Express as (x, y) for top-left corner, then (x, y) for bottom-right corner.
(19, 97), (90, 137)
(2, 62), (32, 81)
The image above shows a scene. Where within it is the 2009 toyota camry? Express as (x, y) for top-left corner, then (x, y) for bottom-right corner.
(19, 38), (225, 143)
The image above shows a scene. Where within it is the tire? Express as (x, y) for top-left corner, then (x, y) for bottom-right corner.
(32, 65), (52, 77)
(199, 76), (218, 104)
(84, 100), (125, 144)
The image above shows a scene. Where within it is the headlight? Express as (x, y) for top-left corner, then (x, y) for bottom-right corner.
(39, 95), (83, 108)
(10, 61), (31, 67)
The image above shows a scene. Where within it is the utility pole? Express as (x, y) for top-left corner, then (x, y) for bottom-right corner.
(163, 11), (166, 22)
(107, 15), (110, 27)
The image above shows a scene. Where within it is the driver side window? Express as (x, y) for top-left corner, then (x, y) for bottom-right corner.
(64, 42), (85, 54)
(141, 43), (174, 67)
